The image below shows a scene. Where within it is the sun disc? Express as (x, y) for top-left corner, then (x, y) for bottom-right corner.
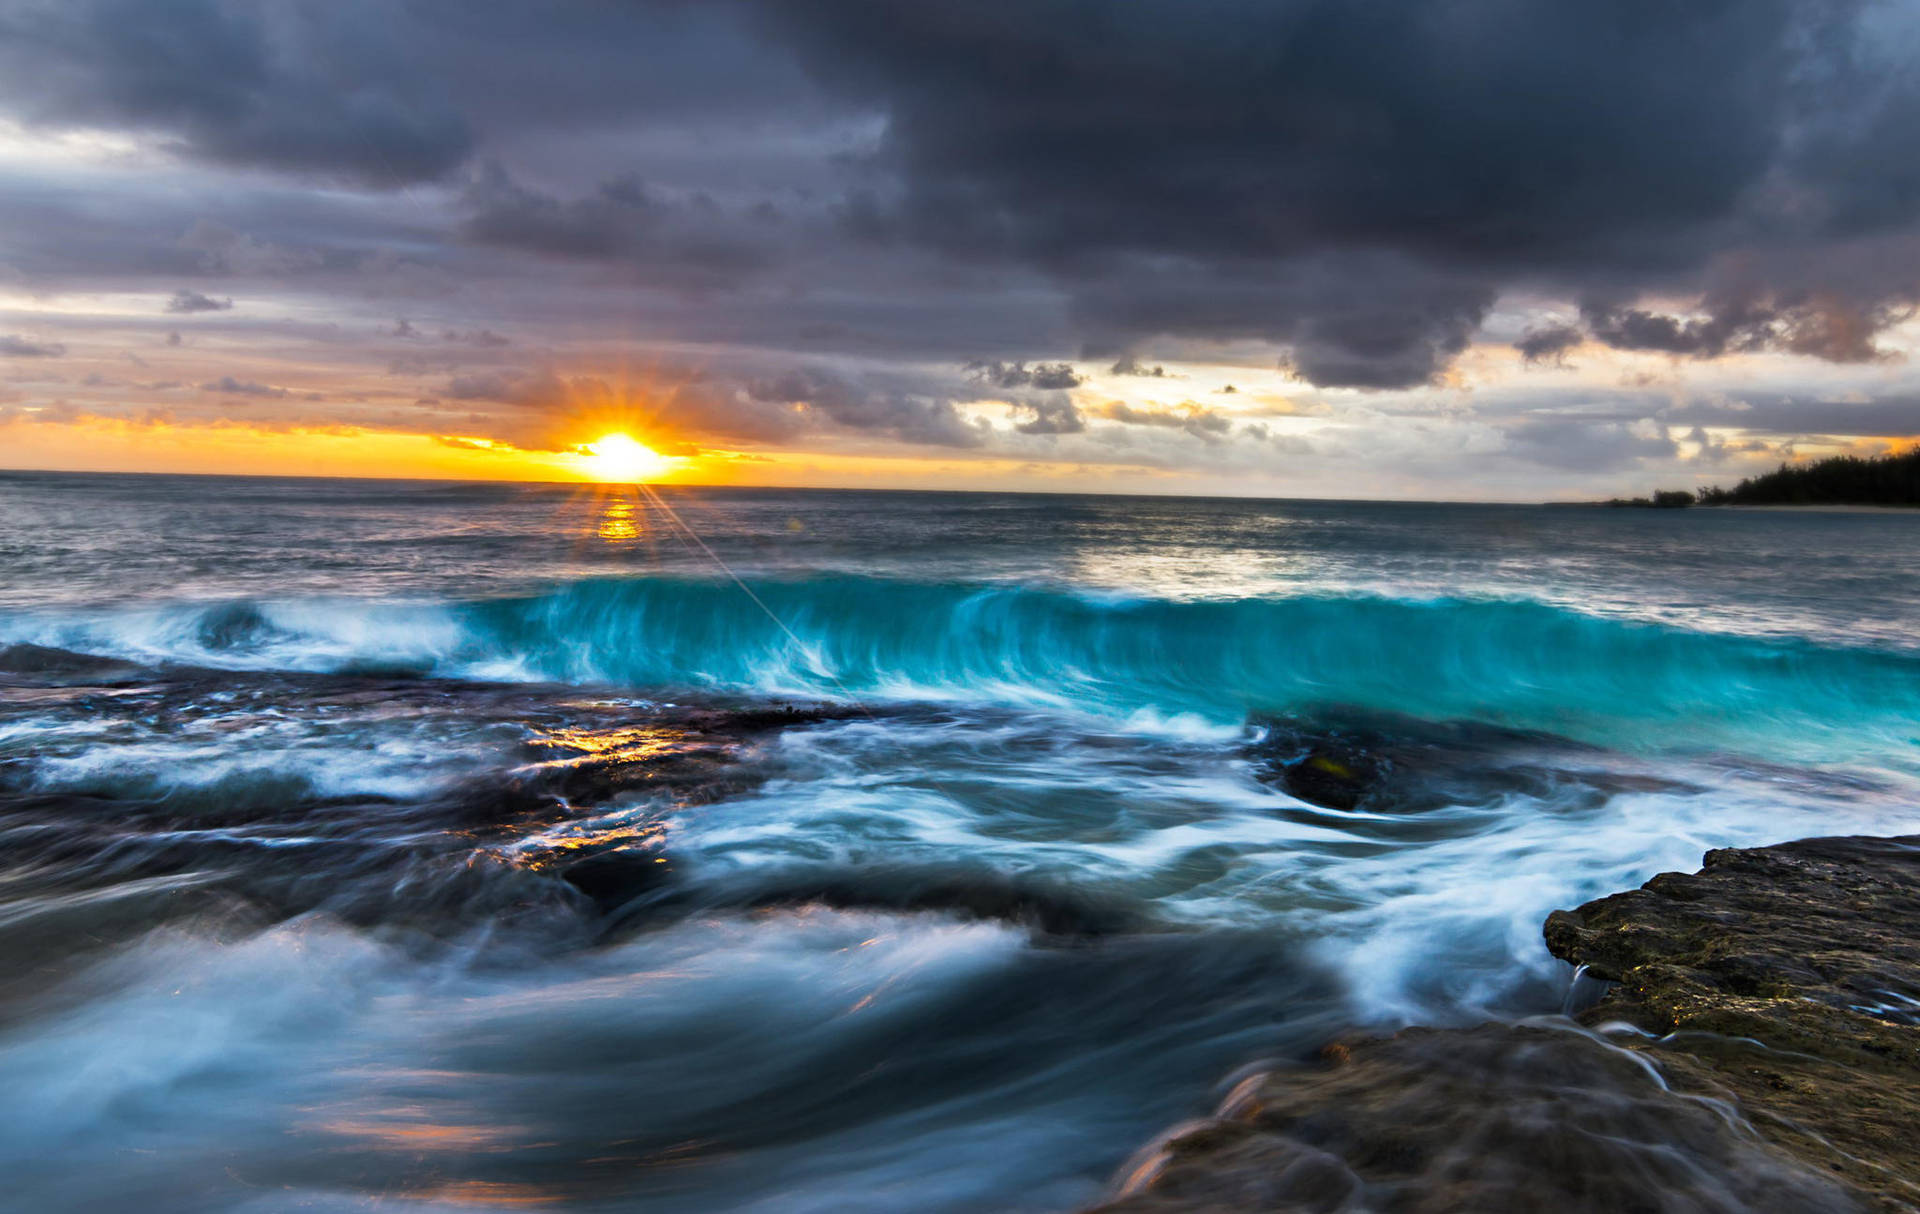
(579, 433), (672, 482)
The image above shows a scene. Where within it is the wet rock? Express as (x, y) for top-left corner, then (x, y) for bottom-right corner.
(0, 643), (148, 686)
(506, 728), (742, 811)
(493, 701), (863, 817)
(1093, 834), (1920, 1213)
(719, 863), (1157, 939)
(1544, 835), (1920, 1210)
(0, 668), (872, 961)
(556, 846), (675, 913)
(1543, 835), (1920, 1049)
(1091, 1024), (1863, 1213)
(683, 701), (869, 733)
(1246, 707), (1692, 813)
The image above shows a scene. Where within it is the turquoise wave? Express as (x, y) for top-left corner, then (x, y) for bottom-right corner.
(9, 574), (1918, 761)
(456, 577), (1920, 759)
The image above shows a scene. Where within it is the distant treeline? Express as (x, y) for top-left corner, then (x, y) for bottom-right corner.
(1610, 448), (1920, 508)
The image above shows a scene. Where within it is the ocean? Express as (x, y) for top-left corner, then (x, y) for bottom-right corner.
(2, 469), (1917, 1212)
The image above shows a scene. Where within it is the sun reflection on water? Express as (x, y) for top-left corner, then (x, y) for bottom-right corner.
(597, 498), (643, 542)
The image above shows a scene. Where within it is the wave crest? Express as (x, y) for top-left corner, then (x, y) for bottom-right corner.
(8, 576), (1918, 755)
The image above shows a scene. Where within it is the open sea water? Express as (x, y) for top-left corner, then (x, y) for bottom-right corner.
(1, 469), (1917, 1212)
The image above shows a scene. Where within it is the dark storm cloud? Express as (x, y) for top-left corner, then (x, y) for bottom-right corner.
(751, 0), (1906, 264)
(0, 0), (470, 186)
(735, 0), (1920, 383)
(165, 290), (233, 314)
(0, 335), (65, 357)
(1073, 257), (1495, 388)
(1283, 290), (1495, 389)
(457, 164), (782, 286)
(5, 0), (1920, 448)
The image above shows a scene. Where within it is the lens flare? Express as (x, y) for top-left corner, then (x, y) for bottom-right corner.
(577, 433), (673, 482)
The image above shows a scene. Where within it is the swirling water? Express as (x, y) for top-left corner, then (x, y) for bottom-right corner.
(1, 469), (1917, 1212)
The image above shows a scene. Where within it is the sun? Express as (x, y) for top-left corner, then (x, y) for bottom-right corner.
(576, 433), (674, 482)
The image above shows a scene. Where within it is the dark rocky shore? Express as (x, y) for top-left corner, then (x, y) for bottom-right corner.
(1090, 835), (1920, 1213)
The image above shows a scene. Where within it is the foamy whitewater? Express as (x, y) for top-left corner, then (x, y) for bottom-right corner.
(2, 470), (1917, 1212)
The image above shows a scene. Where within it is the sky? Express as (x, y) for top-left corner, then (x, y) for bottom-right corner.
(2, 0), (1920, 499)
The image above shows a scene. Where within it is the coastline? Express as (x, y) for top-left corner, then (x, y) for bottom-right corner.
(1089, 834), (1920, 1212)
(1714, 503), (1920, 513)
(1550, 500), (1919, 512)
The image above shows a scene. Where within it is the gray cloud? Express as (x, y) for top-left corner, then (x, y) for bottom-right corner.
(166, 289), (233, 314)
(0, 335), (66, 357)
(966, 360), (1083, 391)
(1505, 418), (1680, 471)
(1515, 325), (1583, 366)
(179, 221), (327, 276)
(1109, 356), (1168, 377)
(1095, 401), (1234, 441)
(1667, 392), (1920, 438)
(200, 375), (285, 397)
(748, 366), (986, 447)
(1009, 394), (1084, 435)
(442, 369), (558, 405)
(1581, 292), (1910, 363)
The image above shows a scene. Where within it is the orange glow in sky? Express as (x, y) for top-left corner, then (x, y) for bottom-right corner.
(0, 412), (713, 485)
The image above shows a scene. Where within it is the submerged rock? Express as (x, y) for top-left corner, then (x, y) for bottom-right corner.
(0, 642), (148, 685)
(1246, 706), (1691, 813)
(1092, 834), (1920, 1213)
(0, 665), (871, 960)
(556, 845), (675, 913)
(705, 863), (1157, 939)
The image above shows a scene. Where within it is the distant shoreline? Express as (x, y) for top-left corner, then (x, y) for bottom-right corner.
(1717, 502), (1918, 513)
(1551, 500), (1918, 513)
(1603, 449), (1920, 511)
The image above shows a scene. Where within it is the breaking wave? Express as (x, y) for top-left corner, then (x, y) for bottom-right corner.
(6, 575), (1919, 760)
